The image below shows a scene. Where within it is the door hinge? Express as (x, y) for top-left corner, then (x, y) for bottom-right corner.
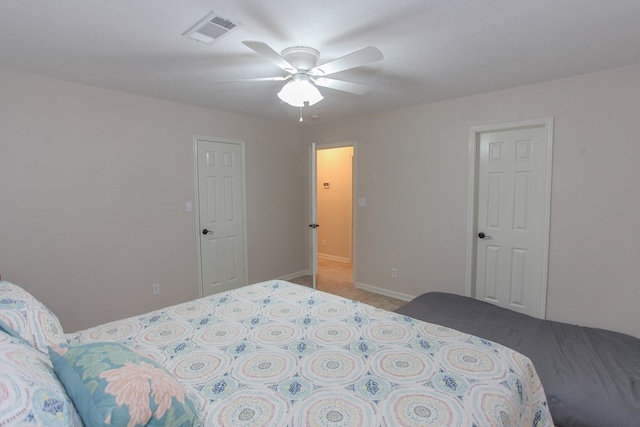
(309, 224), (320, 229)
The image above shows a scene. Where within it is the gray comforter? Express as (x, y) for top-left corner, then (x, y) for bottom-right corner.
(395, 292), (640, 427)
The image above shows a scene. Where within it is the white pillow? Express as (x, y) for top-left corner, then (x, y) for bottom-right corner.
(0, 329), (83, 426)
(0, 281), (64, 355)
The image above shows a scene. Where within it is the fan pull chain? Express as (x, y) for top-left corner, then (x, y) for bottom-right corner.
(299, 107), (303, 122)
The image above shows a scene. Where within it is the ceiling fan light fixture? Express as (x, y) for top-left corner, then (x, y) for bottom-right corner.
(277, 76), (323, 107)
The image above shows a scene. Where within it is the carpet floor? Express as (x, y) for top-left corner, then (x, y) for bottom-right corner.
(288, 258), (406, 312)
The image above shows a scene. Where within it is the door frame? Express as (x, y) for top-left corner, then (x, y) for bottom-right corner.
(193, 135), (249, 297)
(311, 141), (358, 284)
(464, 118), (554, 317)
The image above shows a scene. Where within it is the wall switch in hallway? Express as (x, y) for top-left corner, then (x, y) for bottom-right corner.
(391, 268), (398, 278)
(152, 284), (160, 295)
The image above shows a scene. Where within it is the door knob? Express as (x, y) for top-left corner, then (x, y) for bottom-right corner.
(202, 229), (213, 235)
(478, 232), (491, 239)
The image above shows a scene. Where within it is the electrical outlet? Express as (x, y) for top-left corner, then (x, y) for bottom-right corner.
(391, 268), (398, 278)
(152, 284), (160, 295)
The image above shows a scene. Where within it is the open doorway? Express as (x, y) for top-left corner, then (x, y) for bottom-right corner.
(316, 146), (353, 292)
(286, 143), (403, 311)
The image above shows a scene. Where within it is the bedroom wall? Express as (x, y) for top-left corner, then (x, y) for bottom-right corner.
(0, 68), (308, 332)
(303, 63), (640, 338)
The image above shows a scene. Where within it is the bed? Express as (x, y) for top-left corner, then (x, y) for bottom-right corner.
(395, 292), (640, 427)
(1, 279), (552, 426)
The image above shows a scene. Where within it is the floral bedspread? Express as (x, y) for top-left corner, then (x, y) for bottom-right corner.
(67, 280), (552, 426)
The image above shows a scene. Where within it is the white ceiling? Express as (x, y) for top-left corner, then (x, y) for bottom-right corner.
(2, 1), (640, 124)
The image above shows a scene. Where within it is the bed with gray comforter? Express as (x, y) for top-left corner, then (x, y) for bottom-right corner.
(395, 292), (640, 427)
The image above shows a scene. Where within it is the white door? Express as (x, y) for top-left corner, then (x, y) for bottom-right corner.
(467, 119), (553, 318)
(195, 137), (247, 296)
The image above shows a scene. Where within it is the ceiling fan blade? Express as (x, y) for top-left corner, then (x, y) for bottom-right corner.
(310, 46), (383, 76)
(216, 76), (290, 83)
(242, 41), (297, 73)
(313, 77), (371, 95)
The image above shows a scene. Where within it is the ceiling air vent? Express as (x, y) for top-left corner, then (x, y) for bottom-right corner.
(183, 11), (241, 45)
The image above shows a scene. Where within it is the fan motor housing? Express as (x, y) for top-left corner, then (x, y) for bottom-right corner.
(281, 46), (320, 71)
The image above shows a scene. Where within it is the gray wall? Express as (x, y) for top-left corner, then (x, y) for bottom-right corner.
(304, 63), (640, 338)
(2, 63), (639, 338)
(0, 69), (307, 332)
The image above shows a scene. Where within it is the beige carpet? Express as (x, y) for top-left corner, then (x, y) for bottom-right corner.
(288, 258), (406, 312)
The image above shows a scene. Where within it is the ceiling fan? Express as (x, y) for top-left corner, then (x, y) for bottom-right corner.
(222, 41), (383, 108)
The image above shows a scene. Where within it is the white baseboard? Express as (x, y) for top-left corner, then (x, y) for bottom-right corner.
(277, 270), (310, 281)
(354, 281), (414, 302)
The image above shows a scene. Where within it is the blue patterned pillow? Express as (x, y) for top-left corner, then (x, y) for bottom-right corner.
(49, 342), (198, 427)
